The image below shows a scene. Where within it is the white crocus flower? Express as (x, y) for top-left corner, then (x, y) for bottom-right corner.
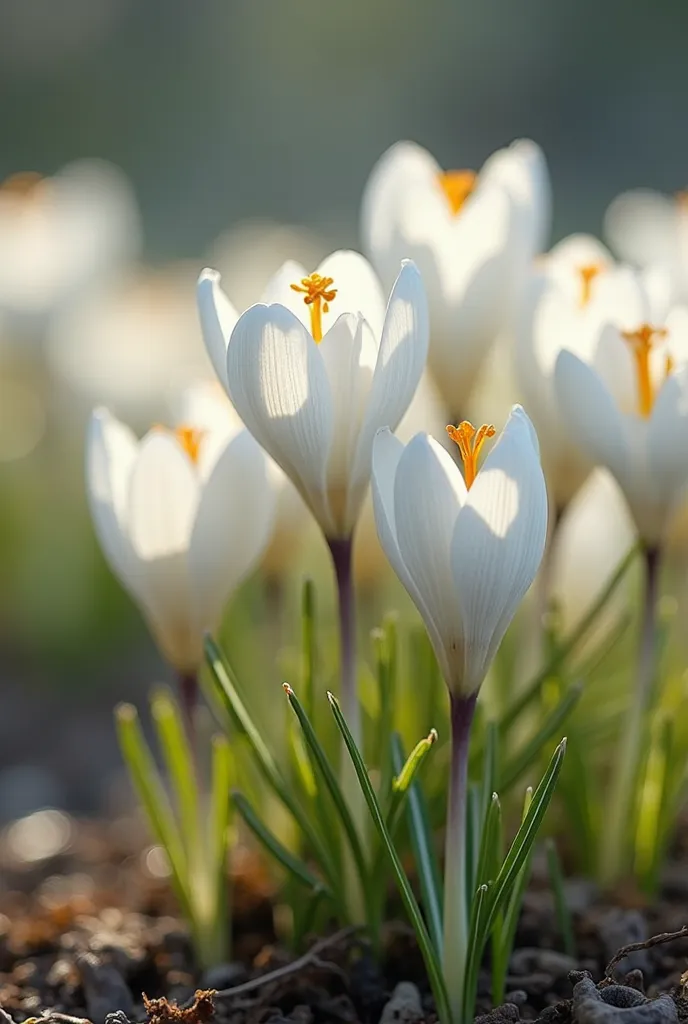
(360, 139), (549, 415)
(554, 299), (688, 546)
(0, 161), (140, 324)
(515, 234), (674, 510)
(198, 250), (429, 541)
(372, 405), (548, 696)
(605, 188), (688, 302)
(86, 389), (275, 674)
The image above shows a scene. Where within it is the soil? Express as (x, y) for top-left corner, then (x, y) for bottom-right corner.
(2, 818), (688, 1024)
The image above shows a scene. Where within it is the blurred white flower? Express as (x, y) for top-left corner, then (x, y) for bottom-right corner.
(48, 264), (211, 423)
(516, 234), (675, 509)
(0, 161), (140, 324)
(550, 469), (635, 653)
(554, 293), (688, 545)
(361, 139), (550, 415)
(198, 251), (429, 540)
(605, 188), (688, 302)
(372, 406), (548, 696)
(86, 385), (275, 673)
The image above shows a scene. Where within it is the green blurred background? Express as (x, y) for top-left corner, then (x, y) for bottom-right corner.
(0, 0), (687, 823)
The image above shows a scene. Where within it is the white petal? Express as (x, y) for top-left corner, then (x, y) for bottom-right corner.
(197, 269), (239, 390)
(128, 431), (199, 560)
(318, 313), (376, 533)
(85, 408), (140, 596)
(605, 189), (678, 269)
(452, 406), (548, 694)
(317, 250), (386, 341)
(177, 380), (244, 480)
(260, 259), (311, 329)
(347, 261), (429, 526)
(225, 303), (335, 534)
(189, 429), (275, 632)
(648, 366), (688, 514)
(127, 432), (200, 671)
(554, 350), (631, 482)
(393, 432), (466, 687)
(371, 429), (444, 649)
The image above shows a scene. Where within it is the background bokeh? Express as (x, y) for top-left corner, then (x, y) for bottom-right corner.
(1, 0), (687, 825)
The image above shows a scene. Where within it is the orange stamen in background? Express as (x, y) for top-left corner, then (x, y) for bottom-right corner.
(174, 426), (205, 464)
(578, 263), (602, 306)
(1, 171), (44, 197)
(446, 420), (496, 488)
(438, 170), (477, 216)
(290, 272), (337, 342)
(621, 323), (669, 418)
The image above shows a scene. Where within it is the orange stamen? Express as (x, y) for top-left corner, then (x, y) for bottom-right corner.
(446, 420), (496, 488)
(174, 426), (205, 464)
(621, 323), (669, 418)
(578, 263), (602, 306)
(438, 170), (477, 216)
(1, 171), (43, 197)
(290, 272), (338, 342)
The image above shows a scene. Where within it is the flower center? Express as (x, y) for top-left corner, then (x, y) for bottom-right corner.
(290, 272), (338, 343)
(578, 263), (603, 306)
(446, 420), (496, 488)
(620, 323), (670, 418)
(437, 170), (477, 216)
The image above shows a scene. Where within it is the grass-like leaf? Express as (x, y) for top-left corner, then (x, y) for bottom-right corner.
(499, 684), (581, 791)
(330, 692), (452, 1024)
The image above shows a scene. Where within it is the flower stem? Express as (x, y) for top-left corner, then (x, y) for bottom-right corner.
(328, 536), (366, 921)
(443, 693), (477, 1024)
(599, 545), (660, 887)
(328, 537), (361, 749)
(179, 670), (198, 762)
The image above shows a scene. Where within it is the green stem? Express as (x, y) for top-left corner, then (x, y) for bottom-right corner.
(599, 545), (660, 886)
(442, 693), (477, 1024)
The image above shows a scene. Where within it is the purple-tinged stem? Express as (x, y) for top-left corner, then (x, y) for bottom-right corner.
(179, 670), (199, 757)
(442, 693), (477, 1023)
(600, 545), (661, 886)
(328, 536), (361, 748)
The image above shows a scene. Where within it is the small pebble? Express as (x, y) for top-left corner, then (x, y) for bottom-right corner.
(378, 981), (424, 1024)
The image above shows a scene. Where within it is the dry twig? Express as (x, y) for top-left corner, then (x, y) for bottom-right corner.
(214, 925), (359, 1000)
(605, 925), (688, 979)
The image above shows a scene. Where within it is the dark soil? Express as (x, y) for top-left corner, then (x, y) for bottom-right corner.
(2, 817), (688, 1024)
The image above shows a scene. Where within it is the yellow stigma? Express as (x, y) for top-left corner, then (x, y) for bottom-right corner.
(446, 420), (496, 488)
(578, 263), (603, 306)
(438, 169), (477, 216)
(154, 424), (205, 464)
(290, 272), (337, 343)
(621, 323), (669, 418)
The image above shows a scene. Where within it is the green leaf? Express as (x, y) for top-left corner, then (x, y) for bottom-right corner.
(207, 734), (233, 962)
(391, 733), (444, 959)
(301, 578), (317, 721)
(499, 684), (581, 792)
(150, 689), (199, 856)
(233, 791), (330, 895)
(330, 692), (451, 1024)
(482, 738), (567, 937)
(203, 636), (340, 893)
(491, 788), (535, 1005)
(462, 882), (489, 1023)
(545, 837), (576, 957)
(283, 684), (370, 914)
(115, 704), (192, 923)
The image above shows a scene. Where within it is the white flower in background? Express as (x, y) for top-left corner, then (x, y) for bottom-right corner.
(0, 161), (140, 323)
(372, 405), (548, 695)
(178, 380), (309, 580)
(86, 385), (275, 673)
(360, 139), (550, 415)
(554, 289), (688, 545)
(605, 188), (688, 302)
(48, 265), (211, 423)
(515, 234), (674, 509)
(550, 469), (635, 655)
(198, 250), (429, 541)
